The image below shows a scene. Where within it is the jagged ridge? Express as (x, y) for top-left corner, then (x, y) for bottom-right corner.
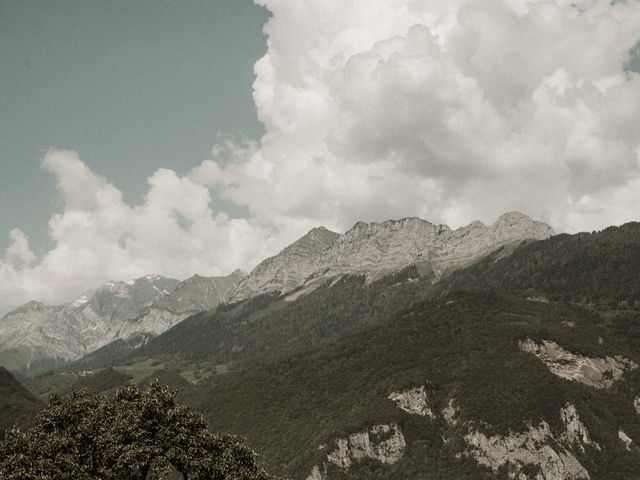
(232, 212), (554, 301)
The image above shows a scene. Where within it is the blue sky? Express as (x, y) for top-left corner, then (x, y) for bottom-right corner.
(1, 0), (267, 255)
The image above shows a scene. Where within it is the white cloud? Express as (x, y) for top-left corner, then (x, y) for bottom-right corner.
(211, 0), (640, 233)
(0, 150), (288, 312)
(2, 0), (640, 312)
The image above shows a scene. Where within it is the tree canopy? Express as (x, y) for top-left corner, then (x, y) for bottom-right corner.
(0, 381), (277, 480)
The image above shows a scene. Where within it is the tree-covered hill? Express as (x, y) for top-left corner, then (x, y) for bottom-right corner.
(0, 367), (42, 438)
(192, 293), (640, 480)
(440, 222), (640, 309)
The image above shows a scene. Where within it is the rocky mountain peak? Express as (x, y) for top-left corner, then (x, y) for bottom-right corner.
(462, 220), (486, 230)
(0, 275), (181, 371)
(495, 210), (533, 224)
(10, 300), (49, 314)
(490, 211), (555, 237)
(230, 227), (340, 301)
(231, 212), (554, 301)
(347, 217), (436, 235)
(287, 226), (339, 251)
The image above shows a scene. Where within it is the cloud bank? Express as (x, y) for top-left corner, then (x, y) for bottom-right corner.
(0, 150), (282, 310)
(2, 0), (640, 311)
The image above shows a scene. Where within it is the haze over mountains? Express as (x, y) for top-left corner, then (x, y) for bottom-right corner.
(0, 212), (552, 374)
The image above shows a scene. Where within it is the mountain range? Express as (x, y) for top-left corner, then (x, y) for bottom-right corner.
(0, 271), (244, 374)
(0, 212), (552, 375)
(231, 211), (554, 301)
(6, 212), (640, 478)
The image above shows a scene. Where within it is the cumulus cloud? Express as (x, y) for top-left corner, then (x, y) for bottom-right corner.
(211, 0), (640, 232)
(0, 150), (289, 311)
(2, 0), (640, 311)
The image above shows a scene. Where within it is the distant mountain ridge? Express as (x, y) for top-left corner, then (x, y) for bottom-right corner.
(0, 272), (244, 374)
(232, 212), (554, 301)
(117, 270), (245, 340)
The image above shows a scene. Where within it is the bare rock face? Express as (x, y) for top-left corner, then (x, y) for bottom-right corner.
(234, 212), (553, 301)
(442, 398), (459, 424)
(634, 395), (640, 415)
(0, 276), (179, 369)
(318, 212), (553, 283)
(619, 429), (634, 450)
(0, 271), (244, 371)
(318, 218), (446, 280)
(306, 424), (406, 480)
(560, 404), (601, 452)
(428, 211), (554, 276)
(118, 270), (245, 338)
(231, 227), (339, 301)
(388, 386), (434, 417)
(519, 338), (638, 389)
(462, 404), (596, 480)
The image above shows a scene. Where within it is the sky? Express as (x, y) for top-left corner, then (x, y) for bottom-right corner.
(1, 0), (640, 313)
(0, 0), (268, 255)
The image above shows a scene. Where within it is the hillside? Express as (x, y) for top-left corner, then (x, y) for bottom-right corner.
(193, 293), (640, 480)
(55, 220), (627, 382)
(0, 367), (43, 438)
(116, 267), (431, 371)
(440, 222), (640, 310)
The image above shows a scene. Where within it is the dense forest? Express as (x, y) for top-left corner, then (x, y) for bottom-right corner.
(193, 293), (640, 480)
(441, 222), (640, 309)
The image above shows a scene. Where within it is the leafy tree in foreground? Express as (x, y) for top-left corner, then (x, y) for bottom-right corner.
(0, 381), (277, 480)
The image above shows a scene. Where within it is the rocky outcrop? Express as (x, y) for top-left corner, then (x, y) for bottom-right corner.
(634, 395), (640, 415)
(560, 404), (601, 451)
(519, 338), (638, 389)
(442, 398), (459, 424)
(234, 212), (553, 301)
(388, 386), (434, 417)
(619, 429), (633, 450)
(462, 404), (596, 480)
(306, 424), (406, 480)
